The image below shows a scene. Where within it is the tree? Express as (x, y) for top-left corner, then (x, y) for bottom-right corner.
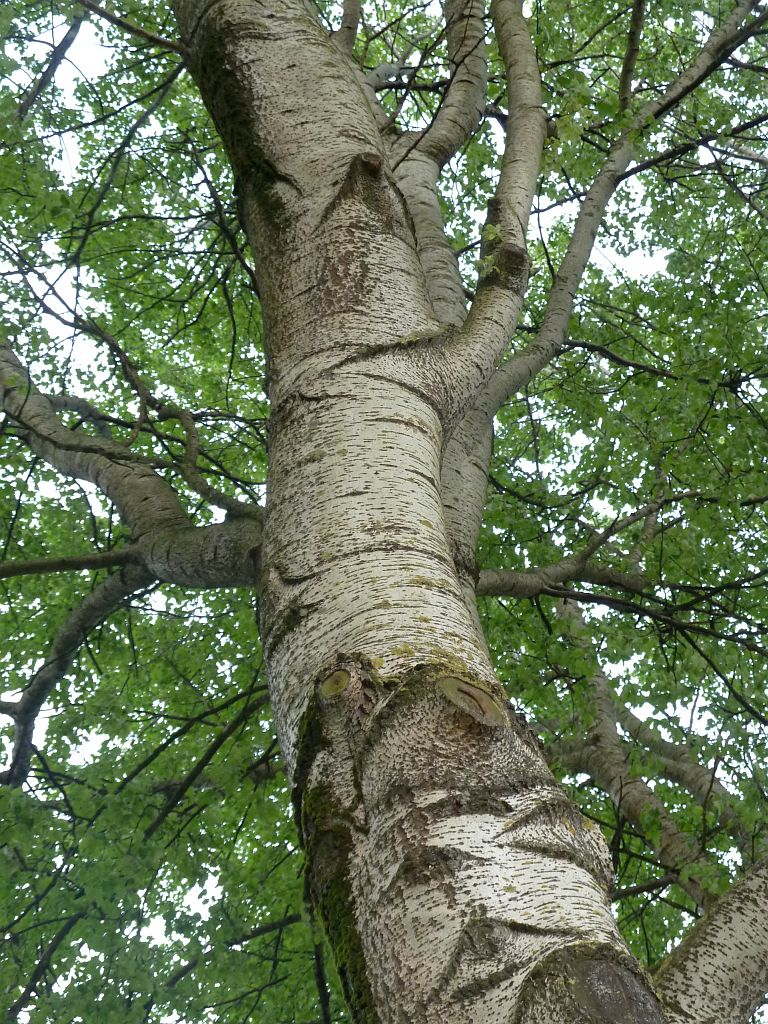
(1, 0), (768, 1020)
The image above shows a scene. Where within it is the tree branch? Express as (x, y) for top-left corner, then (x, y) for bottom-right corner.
(444, 0), (545, 400)
(144, 690), (269, 838)
(6, 911), (86, 1020)
(392, 0), (487, 170)
(330, 0), (361, 53)
(654, 858), (768, 1024)
(476, 494), (665, 599)
(552, 603), (717, 910)
(388, 1), (488, 326)
(0, 547), (138, 581)
(477, 0), (766, 419)
(615, 705), (765, 859)
(1, 341), (188, 538)
(1, 342), (263, 582)
(0, 563), (155, 787)
(618, 0), (645, 111)
(82, 317), (259, 518)
(478, 561), (648, 598)
(620, 111), (768, 181)
(166, 913), (303, 989)
(17, 13), (88, 122)
(77, 0), (187, 54)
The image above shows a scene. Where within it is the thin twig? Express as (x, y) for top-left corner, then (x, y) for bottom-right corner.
(78, 0), (187, 54)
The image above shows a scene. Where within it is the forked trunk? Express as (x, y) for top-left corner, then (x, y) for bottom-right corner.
(173, 1), (668, 1020)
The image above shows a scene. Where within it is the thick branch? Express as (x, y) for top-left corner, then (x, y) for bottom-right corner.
(445, 0), (545, 404)
(478, 496), (666, 596)
(1, 342), (263, 583)
(387, 1), (487, 325)
(330, 0), (361, 53)
(442, 0), (766, 606)
(553, 604), (715, 910)
(654, 858), (768, 1024)
(392, 0), (487, 170)
(478, 561), (648, 598)
(616, 705), (765, 859)
(441, 407), (494, 642)
(1, 342), (188, 538)
(392, 152), (468, 326)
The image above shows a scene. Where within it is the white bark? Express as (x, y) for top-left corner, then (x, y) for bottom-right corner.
(393, 150), (467, 327)
(654, 859), (768, 1024)
(0, 343), (262, 588)
(173, 5), (671, 1022)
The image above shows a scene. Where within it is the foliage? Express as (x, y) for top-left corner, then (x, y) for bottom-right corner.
(1, 0), (767, 1021)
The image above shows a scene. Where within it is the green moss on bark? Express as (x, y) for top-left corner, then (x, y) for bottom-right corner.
(300, 781), (379, 1024)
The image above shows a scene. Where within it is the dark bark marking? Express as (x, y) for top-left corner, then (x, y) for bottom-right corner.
(518, 949), (667, 1024)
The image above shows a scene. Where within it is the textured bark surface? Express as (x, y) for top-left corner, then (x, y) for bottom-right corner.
(654, 858), (768, 1024)
(4, 0), (768, 1019)
(170, 3), (670, 1022)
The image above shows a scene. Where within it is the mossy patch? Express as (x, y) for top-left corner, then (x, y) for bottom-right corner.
(301, 781), (379, 1024)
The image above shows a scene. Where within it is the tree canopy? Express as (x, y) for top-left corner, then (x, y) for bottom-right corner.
(1, 0), (768, 1021)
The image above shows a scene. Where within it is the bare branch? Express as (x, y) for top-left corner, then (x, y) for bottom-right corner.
(620, 111), (768, 181)
(17, 13), (88, 122)
(537, 585), (768, 666)
(166, 913), (303, 989)
(0, 343), (263, 587)
(0, 547), (138, 581)
(475, 493), (674, 600)
(612, 874), (678, 900)
(78, 0), (187, 54)
(392, 152), (468, 325)
(618, 0), (645, 111)
(0, 563), (155, 787)
(68, 68), (182, 268)
(82, 318), (259, 518)
(48, 393), (113, 437)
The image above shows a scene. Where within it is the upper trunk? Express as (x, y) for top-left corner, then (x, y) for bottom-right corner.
(173, 2), (669, 1021)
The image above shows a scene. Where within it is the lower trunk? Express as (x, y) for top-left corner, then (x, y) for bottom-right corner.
(261, 369), (666, 1023)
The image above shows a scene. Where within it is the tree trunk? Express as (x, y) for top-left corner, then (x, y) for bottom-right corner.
(172, 1), (668, 1020)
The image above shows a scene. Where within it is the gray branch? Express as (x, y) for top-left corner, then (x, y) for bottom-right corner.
(479, 0), (767, 419)
(0, 564), (154, 787)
